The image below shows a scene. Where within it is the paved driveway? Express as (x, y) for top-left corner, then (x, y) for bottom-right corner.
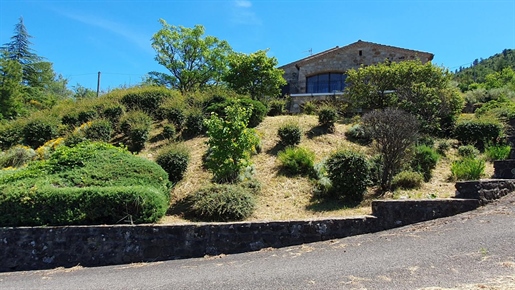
(1, 194), (515, 290)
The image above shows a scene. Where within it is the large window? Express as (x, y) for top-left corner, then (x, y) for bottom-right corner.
(306, 73), (346, 93)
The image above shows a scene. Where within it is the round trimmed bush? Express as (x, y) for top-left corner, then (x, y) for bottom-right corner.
(325, 150), (370, 202)
(84, 119), (113, 142)
(155, 144), (190, 184)
(162, 124), (176, 140)
(277, 146), (315, 175)
(182, 112), (205, 138)
(22, 118), (59, 148)
(410, 145), (440, 182)
(189, 184), (256, 222)
(345, 124), (372, 145)
(318, 106), (338, 132)
(457, 145), (480, 158)
(277, 123), (302, 147)
(267, 99), (286, 116)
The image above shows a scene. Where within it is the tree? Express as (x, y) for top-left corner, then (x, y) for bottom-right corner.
(0, 52), (23, 119)
(223, 50), (286, 101)
(148, 19), (233, 93)
(362, 108), (419, 192)
(346, 60), (463, 135)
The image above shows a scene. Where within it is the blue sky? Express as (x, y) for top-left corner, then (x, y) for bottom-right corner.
(1, 0), (514, 91)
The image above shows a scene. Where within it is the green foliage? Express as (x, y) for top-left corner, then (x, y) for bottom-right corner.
(120, 86), (172, 117)
(84, 119), (113, 142)
(0, 145), (36, 168)
(0, 53), (23, 120)
(277, 122), (302, 147)
(345, 124), (372, 145)
(267, 99), (287, 116)
(22, 117), (59, 148)
(77, 109), (98, 124)
(206, 98), (267, 128)
(325, 149), (370, 203)
(454, 117), (504, 150)
(318, 106), (338, 130)
(277, 146), (315, 176)
(392, 171), (424, 190)
(120, 111), (153, 152)
(410, 145), (440, 182)
(155, 143), (190, 184)
(162, 123), (176, 140)
(204, 105), (260, 183)
(188, 184), (256, 222)
(182, 111), (205, 138)
(148, 20), (233, 93)
(436, 140), (451, 156)
(346, 60), (463, 135)
(223, 49), (286, 101)
(302, 101), (317, 115)
(0, 142), (170, 226)
(0, 121), (24, 150)
(451, 157), (485, 181)
(102, 104), (124, 124)
(457, 145), (480, 158)
(484, 144), (511, 161)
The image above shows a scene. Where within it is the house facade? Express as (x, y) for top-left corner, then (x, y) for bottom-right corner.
(279, 40), (434, 112)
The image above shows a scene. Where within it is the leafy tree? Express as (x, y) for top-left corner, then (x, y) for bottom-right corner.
(0, 52), (23, 119)
(223, 50), (286, 101)
(346, 60), (463, 135)
(362, 108), (419, 191)
(148, 19), (233, 93)
(204, 105), (260, 183)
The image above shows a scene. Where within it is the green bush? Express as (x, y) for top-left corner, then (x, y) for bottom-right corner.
(0, 142), (170, 226)
(120, 111), (153, 152)
(155, 144), (190, 184)
(206, 98), (267, 128)
(485, 144), (511, 161)
(0, 122), (24, 150)
(454, 118), (504, 150)
(61, 112), (80, 127)
(325, 150), (370, 202)
(392, 171), (424, 190)
(163, 107), (186, 130)
(436, 140), (451, 156)
(102, 105), (124, 124)
(182, 111), (205, 138)
(345, 124), (372, 145)
(162, 124), (176, 140)
(188, 184), (256, 222)
(277, 123), (302, 147)
(22, 118), (59, 148)
(318, 106), (338, 131)
(0, 145), (36, 168)
(457, 145), (480, 158)
(277, 146), (315, 175)
(84, 119), (113, 142)
(302, 101), (317, 115)
(78, 109), (99, 124)
(267, 99), (286, 116)
(410, 145), (440, 182)
(451, 157), (485, 181)
(120, 87), (169, 116)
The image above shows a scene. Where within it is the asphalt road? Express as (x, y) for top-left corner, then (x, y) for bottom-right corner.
(1, 194), (515, 290)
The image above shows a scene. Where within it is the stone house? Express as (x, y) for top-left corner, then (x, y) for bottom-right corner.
(279, 40), (434, 112)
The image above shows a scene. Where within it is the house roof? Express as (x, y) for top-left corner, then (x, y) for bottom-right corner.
(279, 40), (434, 69)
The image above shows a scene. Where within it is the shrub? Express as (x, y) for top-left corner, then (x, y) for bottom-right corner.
(188, 184), (256, 222)
(155, 144), (190, 184)
(84, 119), (113, 142)
(436, 140), (451, 156)
(78, 109), (99, 124)
(0, 145), (36, 168)
(0, 142), (170, 226)
(457, 145), (480, 158)
(162, 124), (176, 140)
(182, 111), (205, 138)
(277, 123), (302, 147)
(417, 135), (435, 148)
(454, 117), (504, 150)
(102, 105), (124, 124)
(206, 98), (267, 128)
(61, 112), (80, 127)
(120, 87), (169, 116)
(451, 157), (485, 181)
(267, 99), (286, 116)
(22, 117), (59, 148)
(120, 111), (153, 152)
(318, 106), (338, 130)
(204, 105), (260, 183)
(163, 107), (186, 130)
(392, 171), (424, 190)
(277, 146), (315, 175)
(410, 145), (440, 182)
(325, 150), (370, 203)
(345, 124), (372, 145)
(485, 144), (511, 161)
(0, 122), (24, 150)
(302, 101), (317, 115)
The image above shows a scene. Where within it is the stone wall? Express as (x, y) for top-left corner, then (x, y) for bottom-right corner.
(0, 198), (487, 273)
(455, 179), (515, 204)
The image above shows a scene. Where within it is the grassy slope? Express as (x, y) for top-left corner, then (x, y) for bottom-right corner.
(150, 115), (493, 224)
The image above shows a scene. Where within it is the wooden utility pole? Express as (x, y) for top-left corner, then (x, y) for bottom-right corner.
(96, 71), (101, 97)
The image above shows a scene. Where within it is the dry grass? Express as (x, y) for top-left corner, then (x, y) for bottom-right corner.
(154, 115), (494, 224)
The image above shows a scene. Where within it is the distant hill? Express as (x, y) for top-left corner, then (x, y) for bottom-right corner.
(454, 48), (515, 91)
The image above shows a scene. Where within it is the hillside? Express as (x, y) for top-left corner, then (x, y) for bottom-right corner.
(157, 115), (493, 224)
(454, 48), (515, 91)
